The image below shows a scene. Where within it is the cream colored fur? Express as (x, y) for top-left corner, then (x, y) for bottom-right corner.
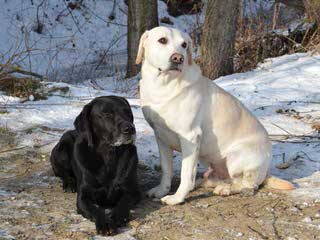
(138, 26), (274, 205)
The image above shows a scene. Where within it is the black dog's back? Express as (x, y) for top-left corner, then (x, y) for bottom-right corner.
(50, 130), (78, 192)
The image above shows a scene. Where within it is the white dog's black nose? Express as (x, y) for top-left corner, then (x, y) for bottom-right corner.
(170, 53), (184, 64)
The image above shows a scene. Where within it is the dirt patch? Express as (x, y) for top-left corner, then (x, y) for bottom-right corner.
(0, 149), (319, 240)
(134, 190), (320, 240)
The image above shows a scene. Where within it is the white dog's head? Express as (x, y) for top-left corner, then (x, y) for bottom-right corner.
(136, 26), (192, 74)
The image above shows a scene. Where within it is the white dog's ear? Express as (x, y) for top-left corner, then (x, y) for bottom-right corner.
(135, 31), (149, 65)
(187, 36), (193, 65)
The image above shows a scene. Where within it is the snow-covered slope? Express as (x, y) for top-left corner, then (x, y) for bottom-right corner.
(1, 52), (319, 201)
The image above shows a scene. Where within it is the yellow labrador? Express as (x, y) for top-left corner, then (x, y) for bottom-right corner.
(136, 26), (293, 205)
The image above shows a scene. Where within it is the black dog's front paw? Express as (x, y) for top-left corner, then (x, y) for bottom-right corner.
(62, 177), (76, 193)
(95, 211), (117, 236)
(111, 208), (129, 227)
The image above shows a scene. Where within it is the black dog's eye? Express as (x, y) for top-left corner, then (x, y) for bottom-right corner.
(158, 37), (168, 44)
(100, 113), (113, 119)
(181, 42), (187, 48)
(104, 113), (113, 118)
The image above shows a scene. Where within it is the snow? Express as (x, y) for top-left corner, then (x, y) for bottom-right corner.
(0, 0), (199, 81)
(1, 52), (320, 202)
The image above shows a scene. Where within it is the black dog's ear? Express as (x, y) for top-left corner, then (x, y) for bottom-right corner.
(118, 97), (134, 122)
(74, 103), (93, 147)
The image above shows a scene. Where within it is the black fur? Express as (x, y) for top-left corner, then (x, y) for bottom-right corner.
(50, 96), (140, 235)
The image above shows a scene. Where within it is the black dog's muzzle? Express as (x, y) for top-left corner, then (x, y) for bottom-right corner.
(119, 122), (136, 135)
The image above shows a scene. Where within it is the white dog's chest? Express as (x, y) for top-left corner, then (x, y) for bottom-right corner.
(142, 104), (181, 151)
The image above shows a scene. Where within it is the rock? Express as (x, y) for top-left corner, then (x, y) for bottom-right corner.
(302, 216), (312, 223)
(236, 232), (244, 237)
(29, 95), (35, 101)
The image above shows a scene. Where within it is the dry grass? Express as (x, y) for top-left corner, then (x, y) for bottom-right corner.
(0, 76), (45, 99)
(0, 62), (45, 100)
(234, 6), (319, 73)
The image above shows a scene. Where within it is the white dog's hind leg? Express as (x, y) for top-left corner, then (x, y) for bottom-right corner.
(213, 171), (260, 196)
(161, 129), (201, 205)
(213, 146), (270, 196)
(202, 161), (230, 188)
(147, 137), (173, 198)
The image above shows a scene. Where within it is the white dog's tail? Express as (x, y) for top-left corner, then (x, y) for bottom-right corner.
(263, 176), (295, 190)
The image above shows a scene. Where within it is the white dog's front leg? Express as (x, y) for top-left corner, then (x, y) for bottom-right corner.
(147, 136), (173, 198)
(161, 129), (201, 205)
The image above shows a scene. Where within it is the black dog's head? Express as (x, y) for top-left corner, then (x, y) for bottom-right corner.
(74, 96), (136, 148)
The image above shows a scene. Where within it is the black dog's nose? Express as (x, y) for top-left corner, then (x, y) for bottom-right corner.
(121, 123), (135, 135)
(170, 53), (184, 64)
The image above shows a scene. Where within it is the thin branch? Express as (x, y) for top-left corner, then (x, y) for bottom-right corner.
(63, 0), (83, 34)
(0, 66), (44, 80)
(270, 122), (293, 135)
(248, 225), (269, 239)
(82, 3), (127, 27)
(95, 33), (126, 70)
(0, 146), (28, 154)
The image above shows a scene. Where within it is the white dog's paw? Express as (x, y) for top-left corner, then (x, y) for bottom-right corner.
(161, 194), (184, 205)
(147, 185), (170, 198)
(213, 184), (231, 196)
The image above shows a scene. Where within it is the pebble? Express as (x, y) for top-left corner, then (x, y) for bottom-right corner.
(302, 216), (312, 223)
(29, 95), (35, 101)
(304, 114), (312, 119)
(236, 232), (244, 237)
(314, 212), (320, 218)
(194, 202), (210, 209)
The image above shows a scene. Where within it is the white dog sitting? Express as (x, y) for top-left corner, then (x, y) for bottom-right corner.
(136, 26), (293, 206)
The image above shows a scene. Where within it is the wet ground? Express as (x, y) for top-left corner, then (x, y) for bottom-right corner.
(0, 131), (320, 240)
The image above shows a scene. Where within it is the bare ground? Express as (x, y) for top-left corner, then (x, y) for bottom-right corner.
(0, 132), (320, 240)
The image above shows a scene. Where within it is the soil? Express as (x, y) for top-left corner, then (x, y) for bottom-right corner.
(0, 134), (319, 240)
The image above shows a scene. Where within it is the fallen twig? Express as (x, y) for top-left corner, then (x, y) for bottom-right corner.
(0, 140), (56, 155)
(0, 146), (28, 154)
(0, 64), (44, 81)
(248, 225), (269, 239)
(269, 134), (320, 139)
(270, 122), (293, 135)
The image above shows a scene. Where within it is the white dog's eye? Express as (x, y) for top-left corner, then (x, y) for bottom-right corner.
(181, 42), (187, 49)
(158, 37), (168, 44)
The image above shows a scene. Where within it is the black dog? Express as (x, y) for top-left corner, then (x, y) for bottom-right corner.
(50, 96), (140, 235)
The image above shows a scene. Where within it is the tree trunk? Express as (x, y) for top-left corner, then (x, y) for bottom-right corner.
(126, 0), (140, 78)
(126, 0), (158, 78)
(138, 0), (158, 33)
(200, 0), (240, 80)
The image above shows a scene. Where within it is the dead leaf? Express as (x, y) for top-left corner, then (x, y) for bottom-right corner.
(312, 122), (320, 131)
(276, 160), (293, 169)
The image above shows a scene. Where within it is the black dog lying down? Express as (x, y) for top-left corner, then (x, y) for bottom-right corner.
(50, 96), (140, 235)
